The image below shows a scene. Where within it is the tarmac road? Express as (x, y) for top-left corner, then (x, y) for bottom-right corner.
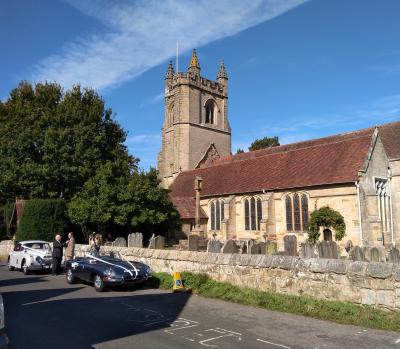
(1, 263), (399, 349)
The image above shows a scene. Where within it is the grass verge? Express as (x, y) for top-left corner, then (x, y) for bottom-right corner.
(150, 271), (400, 332)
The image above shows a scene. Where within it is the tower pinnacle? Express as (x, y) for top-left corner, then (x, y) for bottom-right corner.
(165, 61), (175, 80)
(217, 60), (228, 80)
(188, 49), (200, 75)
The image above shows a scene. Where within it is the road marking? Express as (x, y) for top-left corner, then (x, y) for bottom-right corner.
(395, 338), (400, 344)
(198, 328), (242, 347)
(257, 338), (292, 349)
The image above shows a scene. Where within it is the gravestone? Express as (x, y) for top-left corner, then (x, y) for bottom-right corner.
(128, 232), (143, 248)
(239, 241), (247, 254)
(350, 245), (364, 261)
(266, 241), (278, 255)
(370, 247), (380, 262)
(246, 239), (255, 254)
(188, 234), (199, 251)
(329, 241), (338, 259)
(258, 241), (266, 254)
(344, 240), (353, 253)
(283, 235), (297, 256)
(113, 237), (127, 247)
(299, 243), (315, 259)
(388, 247), (400, 264)
(154, 235), (165, 249)
(207, 239), (222, 253)
(222, 239), (239, 254)
(249, 242), (261, 255)
(317, 241), (338, 259)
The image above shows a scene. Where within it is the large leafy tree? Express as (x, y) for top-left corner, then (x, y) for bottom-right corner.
(0, 81), (136, 202)
(248, 136), (280, 151)
(68, 164), (180, 238)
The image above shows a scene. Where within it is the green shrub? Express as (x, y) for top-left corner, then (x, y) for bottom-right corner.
(308, 206), (346, 243)
(16, 199), (67, 242)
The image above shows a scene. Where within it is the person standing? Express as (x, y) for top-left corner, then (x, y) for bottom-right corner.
(65, 232), (75, 261)
(52, 234), (66, 275)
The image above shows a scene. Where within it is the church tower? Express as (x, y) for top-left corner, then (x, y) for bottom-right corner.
(157, 49), (231, 188)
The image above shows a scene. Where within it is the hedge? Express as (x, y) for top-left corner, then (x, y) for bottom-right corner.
(16, 199), (67, 242)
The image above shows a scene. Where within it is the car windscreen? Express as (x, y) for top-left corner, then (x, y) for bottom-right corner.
(23, 243), (51, 250)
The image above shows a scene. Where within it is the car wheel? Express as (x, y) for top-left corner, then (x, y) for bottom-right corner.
(66, 269), (76, 284)
(93, 274), (106, 292)
(8, 257), (14, 271)
(22, 260), (29, 275)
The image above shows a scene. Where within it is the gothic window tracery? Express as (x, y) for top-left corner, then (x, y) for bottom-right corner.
(285, 193), (308, 232)
(244, 197), (262, 231)
(375, 178), (390, 235)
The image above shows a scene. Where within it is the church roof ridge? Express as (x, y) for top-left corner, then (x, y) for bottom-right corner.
(170, 120), (400, 199)
(213, 120), (400, 167)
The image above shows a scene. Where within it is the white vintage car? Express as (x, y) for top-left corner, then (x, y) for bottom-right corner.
(8, 240), (53, 274)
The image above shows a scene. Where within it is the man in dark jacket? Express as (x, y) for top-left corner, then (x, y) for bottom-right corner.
(52, 234), (66, 275)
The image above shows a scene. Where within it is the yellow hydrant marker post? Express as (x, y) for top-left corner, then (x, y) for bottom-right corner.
(173, 271), (185, 292)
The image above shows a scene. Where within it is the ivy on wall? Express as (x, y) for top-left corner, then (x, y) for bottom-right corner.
(308, 206), (346, 243)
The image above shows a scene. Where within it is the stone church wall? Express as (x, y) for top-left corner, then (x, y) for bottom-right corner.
(200, 185), (361, 252)
(359, 136), (391, 245)
(75, 244), (400, 310)
(390, 159), (400, 245)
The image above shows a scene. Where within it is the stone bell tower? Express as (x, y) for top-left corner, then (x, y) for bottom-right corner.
(157, 49), (231, 188)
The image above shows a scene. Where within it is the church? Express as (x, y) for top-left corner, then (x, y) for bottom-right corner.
(157, 49), (400, 251)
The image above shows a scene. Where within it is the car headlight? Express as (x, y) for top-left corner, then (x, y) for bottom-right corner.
(104, 268), (116, 277)
(36, 256), (44, 264)
(144, 266), (151, 275)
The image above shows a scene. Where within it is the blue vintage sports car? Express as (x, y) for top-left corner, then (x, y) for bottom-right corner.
(65, 252), (151, 292)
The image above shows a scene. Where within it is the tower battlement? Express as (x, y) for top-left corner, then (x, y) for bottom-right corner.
(158, 50), (232, 188)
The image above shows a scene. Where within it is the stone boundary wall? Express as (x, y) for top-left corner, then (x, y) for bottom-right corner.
(75, 244), (400, 311)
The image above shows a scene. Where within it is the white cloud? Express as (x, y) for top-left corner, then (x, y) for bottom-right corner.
(30, 0), (307, 90)
(125, 133), (161, 147)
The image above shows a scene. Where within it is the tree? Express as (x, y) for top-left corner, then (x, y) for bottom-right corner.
(0, 81), (136, 202)
(248, 136), (280, 151)
(308, 206), (346, 243)
(68, 163), (180, 239)
(16, 199), (67, 242)
(236, 148), (244, 154)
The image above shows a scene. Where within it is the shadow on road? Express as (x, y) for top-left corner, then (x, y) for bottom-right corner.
(0, 275), (49, 288)
(3, 286), (191, 349)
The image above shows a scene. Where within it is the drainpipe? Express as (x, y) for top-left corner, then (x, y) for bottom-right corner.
(355, 181), (363, 246)
(388, 167), (395, 246)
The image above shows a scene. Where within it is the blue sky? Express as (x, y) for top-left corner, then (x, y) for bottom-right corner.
(1, 0), (400, 170)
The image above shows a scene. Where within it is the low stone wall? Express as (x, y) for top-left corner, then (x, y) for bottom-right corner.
(75, 244), (400, 311)
(0, 240), (14, 262)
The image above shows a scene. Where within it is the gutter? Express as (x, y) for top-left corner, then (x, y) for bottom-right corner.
(355, 181), (363, 246)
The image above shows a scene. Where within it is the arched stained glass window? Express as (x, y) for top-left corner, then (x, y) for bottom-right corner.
(286, 193), (309, 232)
(216, 200), (221, 231)
(245, 199), (250, 230)
(250, 197), (256, 230)
(210, 200), (224, 231)
(256, 198), (262, 230)
(293, 193), (301, 231)
(244, 197), (263, 231)
(211, 202), (216, 230)
(286, 196), (293, 231)
(301, 194), (308, 230)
